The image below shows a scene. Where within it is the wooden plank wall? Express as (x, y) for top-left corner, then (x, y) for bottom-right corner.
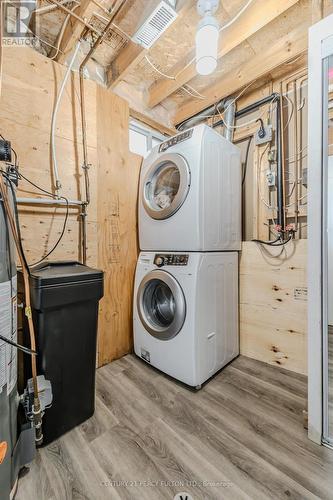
(0, 47), (140, 367)
(96, 87), (141, 366)
(240, 241), (307, 375)
(0, 47), (98, 265)
(235, 68), (309, 375)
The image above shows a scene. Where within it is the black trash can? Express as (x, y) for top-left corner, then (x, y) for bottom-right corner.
(19, 261), (104, 445)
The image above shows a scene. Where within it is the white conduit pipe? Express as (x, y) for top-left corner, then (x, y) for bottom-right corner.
(50, 41), (81, 194)
(16, 197), (84, 206)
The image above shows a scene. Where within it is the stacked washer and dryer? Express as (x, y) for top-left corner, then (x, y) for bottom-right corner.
(133, 124), (241, 388)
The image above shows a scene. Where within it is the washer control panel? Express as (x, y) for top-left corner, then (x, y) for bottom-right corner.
(158, 129), (193, 153)
(154, 254), (189, 267)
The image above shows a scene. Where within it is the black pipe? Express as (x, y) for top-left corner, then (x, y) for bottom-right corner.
(276, 95), (286, 233)
(235, 93), (279, 119)
(212, 93), (279, 129)
(177, 92), (279, 130)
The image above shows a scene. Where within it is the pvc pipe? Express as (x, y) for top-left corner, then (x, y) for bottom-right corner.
(16, 197), (83, 206)
(50, 41), (81, 193)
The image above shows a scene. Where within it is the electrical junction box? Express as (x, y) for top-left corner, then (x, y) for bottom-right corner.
(266, 170), (276, 187)
(255, 124), (273, 145)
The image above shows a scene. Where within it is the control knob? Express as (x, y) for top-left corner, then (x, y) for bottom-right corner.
(155, 256), (165, 267)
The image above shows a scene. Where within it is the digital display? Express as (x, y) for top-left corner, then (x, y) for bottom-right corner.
(158, 129), (193, 153)
(154, 254), (189, 266)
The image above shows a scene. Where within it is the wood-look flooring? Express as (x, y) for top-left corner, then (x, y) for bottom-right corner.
(16, 355), (333, 500)
(329, 327), (333, 437)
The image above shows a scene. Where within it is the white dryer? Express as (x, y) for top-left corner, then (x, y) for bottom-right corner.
(133, 251), (239, 387)
(139, 124), (241, 252)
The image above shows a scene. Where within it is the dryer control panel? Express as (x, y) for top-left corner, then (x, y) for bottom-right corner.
(154, 254), (189, 267)
(158, 129), (193, 153)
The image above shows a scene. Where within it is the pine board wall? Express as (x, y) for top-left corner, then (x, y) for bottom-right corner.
(237, 67), (309, 376)
(240, 241), (307, 375)
(0, 47), (141, 367)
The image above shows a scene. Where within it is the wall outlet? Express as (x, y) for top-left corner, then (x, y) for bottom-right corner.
(266, 170), (276, 187)
(255, 124), (273, 145)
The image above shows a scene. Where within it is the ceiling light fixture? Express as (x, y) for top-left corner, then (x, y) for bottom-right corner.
(196, 0), (220, 76)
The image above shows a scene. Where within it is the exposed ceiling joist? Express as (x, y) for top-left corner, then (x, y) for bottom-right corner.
(148, 0), (300, 109)
(107, 42), (146, 89)
(173, 22), (309, 126)
(311, 0), (323, 22)
(55, 0), (95, 63)
(130, 108), (176, 136)
(106, 0), (192, 89)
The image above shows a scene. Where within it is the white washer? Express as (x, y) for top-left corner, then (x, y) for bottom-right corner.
(133, 251), (239, 387)
(139, 124), (242, 252)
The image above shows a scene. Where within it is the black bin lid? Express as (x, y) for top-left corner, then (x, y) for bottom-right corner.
(27, 261), (103, 288)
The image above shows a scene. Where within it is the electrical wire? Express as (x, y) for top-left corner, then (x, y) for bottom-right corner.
(145, 55), (175, 80)
(219, 0), (254, 32)
(184, 84), (206, 99)
(242, 136), (253, 186)
(14, 170), (70, 267)
(252, 235), (293, 246)
(49, 3), (80, 60)
(181, 84), (206, 100)
(283, 94), (294, 131)
(0, 333), (37, 356)
(0, 170), (31, 273)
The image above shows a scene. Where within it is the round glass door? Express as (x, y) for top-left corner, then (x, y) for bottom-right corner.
(143, 153), (190, 220)
(137, 270), (186, 340)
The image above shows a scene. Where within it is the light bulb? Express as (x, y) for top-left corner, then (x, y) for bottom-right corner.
(196, 15), (219, 76)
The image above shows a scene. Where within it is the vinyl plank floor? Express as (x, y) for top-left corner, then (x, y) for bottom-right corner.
(16, 355), (333, 500)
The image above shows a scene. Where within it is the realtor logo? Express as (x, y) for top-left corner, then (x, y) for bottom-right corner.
(174, 493), (194, 500)
(2, 1), (37, 45)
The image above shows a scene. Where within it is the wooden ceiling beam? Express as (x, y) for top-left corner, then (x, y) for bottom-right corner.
(173, 22), (308, 126)
(130, 108), (176, 136)
(106, 0), (193, 90)
(107, 42), (146, 89)
(148, 0), (300, 109)
(56, 0), (95, 63)
(311, 0), (323, 23)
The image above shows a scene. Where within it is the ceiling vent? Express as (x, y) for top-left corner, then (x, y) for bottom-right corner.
(132, 1), (178, 49)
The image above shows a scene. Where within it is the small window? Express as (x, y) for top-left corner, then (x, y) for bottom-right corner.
(129, 129), (148, 157)
(129, 120), (165, 157)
